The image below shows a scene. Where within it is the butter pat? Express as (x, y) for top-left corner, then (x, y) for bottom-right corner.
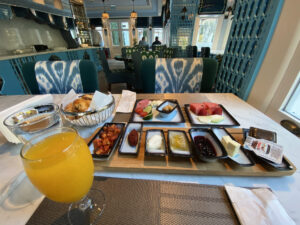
(221, 135), (241, 157)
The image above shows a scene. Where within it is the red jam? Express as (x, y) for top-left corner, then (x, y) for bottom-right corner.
(194, 136), (217, 157)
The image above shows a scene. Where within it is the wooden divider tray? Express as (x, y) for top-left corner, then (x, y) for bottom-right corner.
(86, 127), (296, 177)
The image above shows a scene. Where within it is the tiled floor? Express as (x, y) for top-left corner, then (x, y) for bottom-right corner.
(98, 59), (129, 94)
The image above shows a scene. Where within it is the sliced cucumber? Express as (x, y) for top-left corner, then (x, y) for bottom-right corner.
(143, 113), (153, 120)
(143, 105), (152, 114)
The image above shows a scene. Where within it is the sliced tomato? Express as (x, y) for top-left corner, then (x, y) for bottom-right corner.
(139, 111), (148, 117)
(135, 107), (143, 114)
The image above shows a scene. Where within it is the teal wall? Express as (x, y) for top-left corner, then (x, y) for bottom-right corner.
(169, 0), (199, 47)
(215, 0), (284, 100)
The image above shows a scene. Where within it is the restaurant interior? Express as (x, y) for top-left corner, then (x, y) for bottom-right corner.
(0, 0), (299, 225)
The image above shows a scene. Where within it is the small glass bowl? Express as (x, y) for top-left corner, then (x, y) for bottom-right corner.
(3, 104), (61, 143)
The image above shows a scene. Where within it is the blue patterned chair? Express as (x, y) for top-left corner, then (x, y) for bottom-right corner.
(22, 60), (99, 94)
(155, 58), (203, 93)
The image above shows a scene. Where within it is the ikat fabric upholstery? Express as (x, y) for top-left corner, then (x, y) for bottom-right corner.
(140, 50), (160, 60)
(34, 60), (83, 94)
(155, 58), (203, 93)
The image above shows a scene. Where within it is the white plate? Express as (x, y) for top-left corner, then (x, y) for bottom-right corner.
(119, 123), (142, 155)
(145, 130), (166, 155)
(185, 104), (239, 127)
(212, 128), (254, 166)
(131, 100), (184, 123)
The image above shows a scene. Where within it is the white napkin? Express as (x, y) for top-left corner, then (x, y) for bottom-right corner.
(0, 95), (53, 144)
(116, 90), (136, 113)
(90, 91), (113, 110)
(225, 185), (295, 225)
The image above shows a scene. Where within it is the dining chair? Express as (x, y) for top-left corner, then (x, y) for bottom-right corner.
(201, 47), (211, 58)
(21, 60), (99, 94)
(186, 45), (198, 57)
(140, 59), (156, 93)
(132, 50), (160, 92)
(201, 58), (218, 92)
(155, 58), (203, 93)
(98, 49), (134, 91)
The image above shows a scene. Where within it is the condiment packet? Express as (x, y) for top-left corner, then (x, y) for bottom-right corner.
(89, 91), (113, 110)
(243, 136), (283, 164)
(116, 90), (136, 113)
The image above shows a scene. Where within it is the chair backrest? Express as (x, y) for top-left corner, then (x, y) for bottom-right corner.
(186, 45), (198, 57)
(21, 60), (99, 94)
(163, 48), (175, 58)
(152, 45), (166, 52)
(132, 50), (160, 90)
(155, 58), (203, 93)
(201, 58), (218, 92)
(98, 49), (111, 75)
(141, 59), (156, 93)
(201, 47), (211, 57)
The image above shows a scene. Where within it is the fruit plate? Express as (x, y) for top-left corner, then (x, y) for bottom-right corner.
(211, 128), (255, 167)
(129, 99), (185, 124)
(118, 123), (143, 156)
(88, 123), (125, 161)
(184, 104), (240, 127)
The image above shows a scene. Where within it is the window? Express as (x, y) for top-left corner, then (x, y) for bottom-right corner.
(111, 30), (120, 46)
(122, 30), (130, 46)
(196, 17), (218, 49)
(96, 27), (104, 47)
(121, 22), (129, 29)
(177, 28), (191, 47)
(282, 72), (300, 121)
(152, 28), (163, 44)
(138, 28), (149, 42)
(110, 22), (118, 29)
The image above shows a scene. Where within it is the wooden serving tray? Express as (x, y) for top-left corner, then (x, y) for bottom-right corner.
(85, 127), (296, 177)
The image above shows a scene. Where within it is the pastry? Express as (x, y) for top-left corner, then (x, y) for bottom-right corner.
(73, 98), (90, 112)
(81, 94), (93, 101)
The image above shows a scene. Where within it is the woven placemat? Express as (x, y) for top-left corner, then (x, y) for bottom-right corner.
(26, 177), (239, 225)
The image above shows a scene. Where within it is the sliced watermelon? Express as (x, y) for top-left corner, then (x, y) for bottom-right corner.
(199, 108), (208, 116)
(190, 103), (206, 115)
(203, 102), (218, 108)
(213, 106), (223, 115)
(190, 102), (222, 116)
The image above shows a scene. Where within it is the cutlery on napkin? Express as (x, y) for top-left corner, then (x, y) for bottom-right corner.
(225, 185), (295, 225)
(0, 94), (53, 144)
(116, 90), (136, 113)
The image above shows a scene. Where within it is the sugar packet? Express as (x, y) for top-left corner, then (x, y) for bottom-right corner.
(243, 136), (284, 164)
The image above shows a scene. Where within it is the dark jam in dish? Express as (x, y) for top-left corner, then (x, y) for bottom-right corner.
(194, 136), (217, 157)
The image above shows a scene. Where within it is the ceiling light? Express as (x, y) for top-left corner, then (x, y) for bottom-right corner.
(130, 0), (138, 19)
(102, 12), (109, 19)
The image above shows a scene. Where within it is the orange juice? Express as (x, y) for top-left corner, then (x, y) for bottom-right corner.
(23, 132), (94, 203)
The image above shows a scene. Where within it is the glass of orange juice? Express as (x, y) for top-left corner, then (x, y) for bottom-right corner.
(20, 127), (105, 225)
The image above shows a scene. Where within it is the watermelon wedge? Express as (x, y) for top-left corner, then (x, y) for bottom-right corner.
(190, 102), (222, 116)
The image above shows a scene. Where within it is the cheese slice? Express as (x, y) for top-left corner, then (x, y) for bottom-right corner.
(221, 135), (241, 157)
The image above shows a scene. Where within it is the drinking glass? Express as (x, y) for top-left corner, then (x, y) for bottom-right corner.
(20, 127), (105, 225)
